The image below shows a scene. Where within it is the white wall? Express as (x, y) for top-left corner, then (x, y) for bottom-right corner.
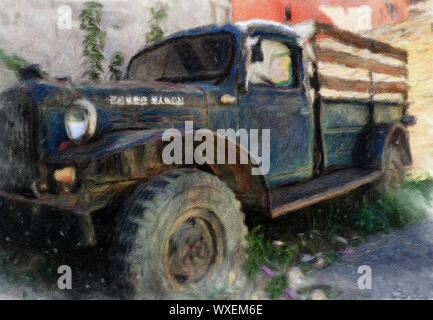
(0, 0), (232, 82)
(319, 5), (373, 32)
(0, 63), (16, 91)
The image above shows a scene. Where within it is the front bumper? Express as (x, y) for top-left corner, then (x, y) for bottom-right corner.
(0, 191), (96, 248)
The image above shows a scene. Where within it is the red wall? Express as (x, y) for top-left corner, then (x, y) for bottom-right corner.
(232, 0), (410, 29)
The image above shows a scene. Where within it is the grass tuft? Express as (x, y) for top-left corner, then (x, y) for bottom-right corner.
(354, 178), (433, 233)
(245, 226), (298, 279)
(244, 173), (433, 284)
(266, 275), (287, 300)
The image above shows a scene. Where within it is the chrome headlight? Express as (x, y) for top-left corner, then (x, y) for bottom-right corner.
(65, 99), (97, 144)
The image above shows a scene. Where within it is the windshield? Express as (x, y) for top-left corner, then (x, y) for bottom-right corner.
(127, 32), (234, 83)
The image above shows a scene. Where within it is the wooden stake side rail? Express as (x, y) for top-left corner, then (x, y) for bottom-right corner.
(305, 21), (409, 99)
(319, 75), (409, 95)
(316, 22), (408, 63)
(315, 47), (408, 78)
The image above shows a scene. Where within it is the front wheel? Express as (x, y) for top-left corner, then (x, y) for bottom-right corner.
(108, 169), (247, 299)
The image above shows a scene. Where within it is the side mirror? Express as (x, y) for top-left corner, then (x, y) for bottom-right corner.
(401, 115), (417, 127)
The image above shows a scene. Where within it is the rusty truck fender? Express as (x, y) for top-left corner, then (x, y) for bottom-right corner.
(44, 129), (271, 216)
(353, 123), (412, 170)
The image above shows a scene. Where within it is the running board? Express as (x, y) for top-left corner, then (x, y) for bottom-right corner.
(270, 168), (382, 218)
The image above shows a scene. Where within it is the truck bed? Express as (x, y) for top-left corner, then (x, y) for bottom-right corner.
(291, 21), (409, 174)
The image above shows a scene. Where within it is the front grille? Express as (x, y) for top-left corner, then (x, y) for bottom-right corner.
(0, 89), (38, 193)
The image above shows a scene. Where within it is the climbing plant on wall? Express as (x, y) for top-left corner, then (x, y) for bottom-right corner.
(79, 1), (106, 81)
(145, 2), (168, 44)
(0, 49), (29, 79)
(108, 51), (125, 81)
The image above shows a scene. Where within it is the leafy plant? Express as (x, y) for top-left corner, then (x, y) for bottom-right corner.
(79, 1), (106, 81)
(266, 275), (287, 300)
(354, 201), (391, 233)
(0, 48), (29, 79)
(108, 52), (125, 81)
(352, 178), (432, 234)
(245, 226), (298, 278)
(145, 2), (168, 44)
(323, 251), (337, 265)
(297, 175), (433, 237)
(245, 174), (433, 277)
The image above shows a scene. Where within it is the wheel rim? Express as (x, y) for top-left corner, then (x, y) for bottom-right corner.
(164, 209), (223, 289)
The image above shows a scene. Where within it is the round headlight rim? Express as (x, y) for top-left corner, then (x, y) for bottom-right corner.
(65, 99), (98, 144)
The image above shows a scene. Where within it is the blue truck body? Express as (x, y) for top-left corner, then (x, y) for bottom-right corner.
(0, 21), (413, 247)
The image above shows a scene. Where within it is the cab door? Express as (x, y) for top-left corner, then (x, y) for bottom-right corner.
(239, 35), (314, 187)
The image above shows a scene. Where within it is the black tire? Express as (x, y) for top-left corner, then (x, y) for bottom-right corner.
(108, 169), (248, 299)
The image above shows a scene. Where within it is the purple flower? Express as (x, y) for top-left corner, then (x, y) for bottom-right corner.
(284, 288), (298, 300)
(339, 248), (354, 256)
(259, 266), (275, 277)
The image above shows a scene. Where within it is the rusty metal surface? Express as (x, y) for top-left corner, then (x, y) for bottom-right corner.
(44, 130), (165, 164)
(65, 132), (271, 214)
(0, 190), (88, 217)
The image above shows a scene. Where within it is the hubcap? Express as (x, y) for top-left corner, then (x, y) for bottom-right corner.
(165, 210), (222, 288)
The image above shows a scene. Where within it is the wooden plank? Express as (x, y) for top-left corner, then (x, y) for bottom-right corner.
(319, 75), (408, 95)
(271, 169), (382, 218)
(316, 22), (408, 63)
(316, 47), (408, 78)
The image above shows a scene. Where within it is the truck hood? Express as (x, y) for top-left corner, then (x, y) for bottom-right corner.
(76, 80), (207, 129)
(78, 80), (206, 107)
(28, 80), (207, 152)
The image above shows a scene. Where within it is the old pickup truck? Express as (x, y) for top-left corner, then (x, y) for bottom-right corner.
(0, 20), (413, 298)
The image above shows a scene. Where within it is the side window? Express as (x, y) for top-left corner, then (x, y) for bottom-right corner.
(248, 38), (296, 89)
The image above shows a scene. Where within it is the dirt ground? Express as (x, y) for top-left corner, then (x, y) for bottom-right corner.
(1, 195), (432, 300)
(311, 215), (433, 300)
(0, 233), (113, 300)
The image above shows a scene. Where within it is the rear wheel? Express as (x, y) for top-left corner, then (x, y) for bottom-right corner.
(108, 169), (247, 299)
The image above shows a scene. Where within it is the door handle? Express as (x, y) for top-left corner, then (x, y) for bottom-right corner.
(220, 94), (236, 105)
(300, 108), (312, 116)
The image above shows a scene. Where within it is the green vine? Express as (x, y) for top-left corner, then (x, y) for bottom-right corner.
(108, 52), (125, 81)
(79, 1), (106, 81)
(0, 48), (29, 79)
(145, 2), (168, 44)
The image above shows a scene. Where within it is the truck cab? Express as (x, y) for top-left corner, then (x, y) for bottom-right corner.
(127, 22), (313, 187)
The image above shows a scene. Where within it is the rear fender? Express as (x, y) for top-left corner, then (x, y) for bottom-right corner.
(353, 123), (412, 170)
